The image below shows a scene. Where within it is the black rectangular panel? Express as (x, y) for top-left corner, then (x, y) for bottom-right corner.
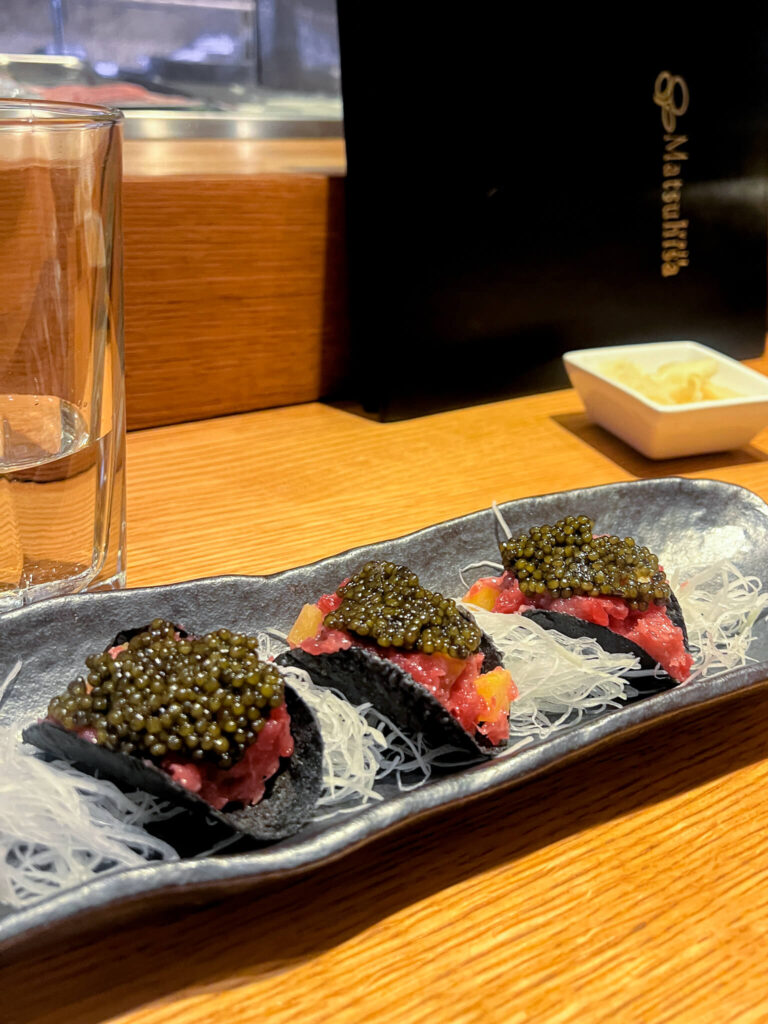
(338, 7), (768, 418)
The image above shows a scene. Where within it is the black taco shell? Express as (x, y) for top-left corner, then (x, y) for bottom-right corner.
(277, 623), (506, 758)
(108, 624), (189, 647)
(521, 589), (690, 696)
(23, 686), (324, 858)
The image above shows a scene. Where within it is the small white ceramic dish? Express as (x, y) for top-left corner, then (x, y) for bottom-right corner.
(563, 341), (768, 459)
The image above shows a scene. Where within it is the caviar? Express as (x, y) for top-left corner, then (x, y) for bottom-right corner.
(324, 560), (482, 658)
(499, 514), (670, 611)
(47, 619), (284, 771)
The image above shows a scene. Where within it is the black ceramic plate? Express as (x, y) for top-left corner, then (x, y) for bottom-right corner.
(2, 478), (768, 953)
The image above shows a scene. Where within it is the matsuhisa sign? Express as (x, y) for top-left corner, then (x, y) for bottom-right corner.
(654, 71), (690, 278)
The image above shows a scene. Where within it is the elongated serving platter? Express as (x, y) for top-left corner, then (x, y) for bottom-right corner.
(2, 477), (768, 953)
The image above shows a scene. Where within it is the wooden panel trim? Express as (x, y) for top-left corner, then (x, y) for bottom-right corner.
(123, 164), (348, 430)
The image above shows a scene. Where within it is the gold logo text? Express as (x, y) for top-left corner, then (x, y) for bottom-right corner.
(653, 72), (689, 132)
(655, 72), (689, 277)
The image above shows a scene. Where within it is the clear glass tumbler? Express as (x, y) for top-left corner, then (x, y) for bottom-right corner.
(0, 100), (125, 611)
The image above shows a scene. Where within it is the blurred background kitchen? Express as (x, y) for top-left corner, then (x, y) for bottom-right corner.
(0, 0), (343, 135)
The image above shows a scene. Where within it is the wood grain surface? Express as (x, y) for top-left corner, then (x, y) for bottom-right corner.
(122, 139), (348, 431)
(5, 375), (768, 1024)
(122, 172), (348, 430)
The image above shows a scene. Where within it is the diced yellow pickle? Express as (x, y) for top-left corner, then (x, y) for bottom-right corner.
(476, 667), (515, 722)
(287, 603), (325, 646)
(464, 584), (498, 611)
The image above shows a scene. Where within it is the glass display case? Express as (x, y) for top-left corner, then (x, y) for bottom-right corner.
(0, 0), (342, 138)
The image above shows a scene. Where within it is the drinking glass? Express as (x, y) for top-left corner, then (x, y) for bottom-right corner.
(0, 100), (125, 611)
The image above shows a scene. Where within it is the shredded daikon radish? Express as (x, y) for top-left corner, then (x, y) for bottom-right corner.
(0, 725), (178, 909)
(460, 603), (638, 738)
(0, 659), (21, 708)
(459, 560), (504, 591)
(258, 633), (469, 802)
(280, 664), (388, 808)
(665, 559), (768, 682)
(0, 660), (180, 909)
(492, 500), (512, 539)
(366, 709), (483, 791)
(259, 632), (388, 807)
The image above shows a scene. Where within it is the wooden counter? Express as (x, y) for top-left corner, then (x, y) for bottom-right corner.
(5, 379), (768, 1024)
